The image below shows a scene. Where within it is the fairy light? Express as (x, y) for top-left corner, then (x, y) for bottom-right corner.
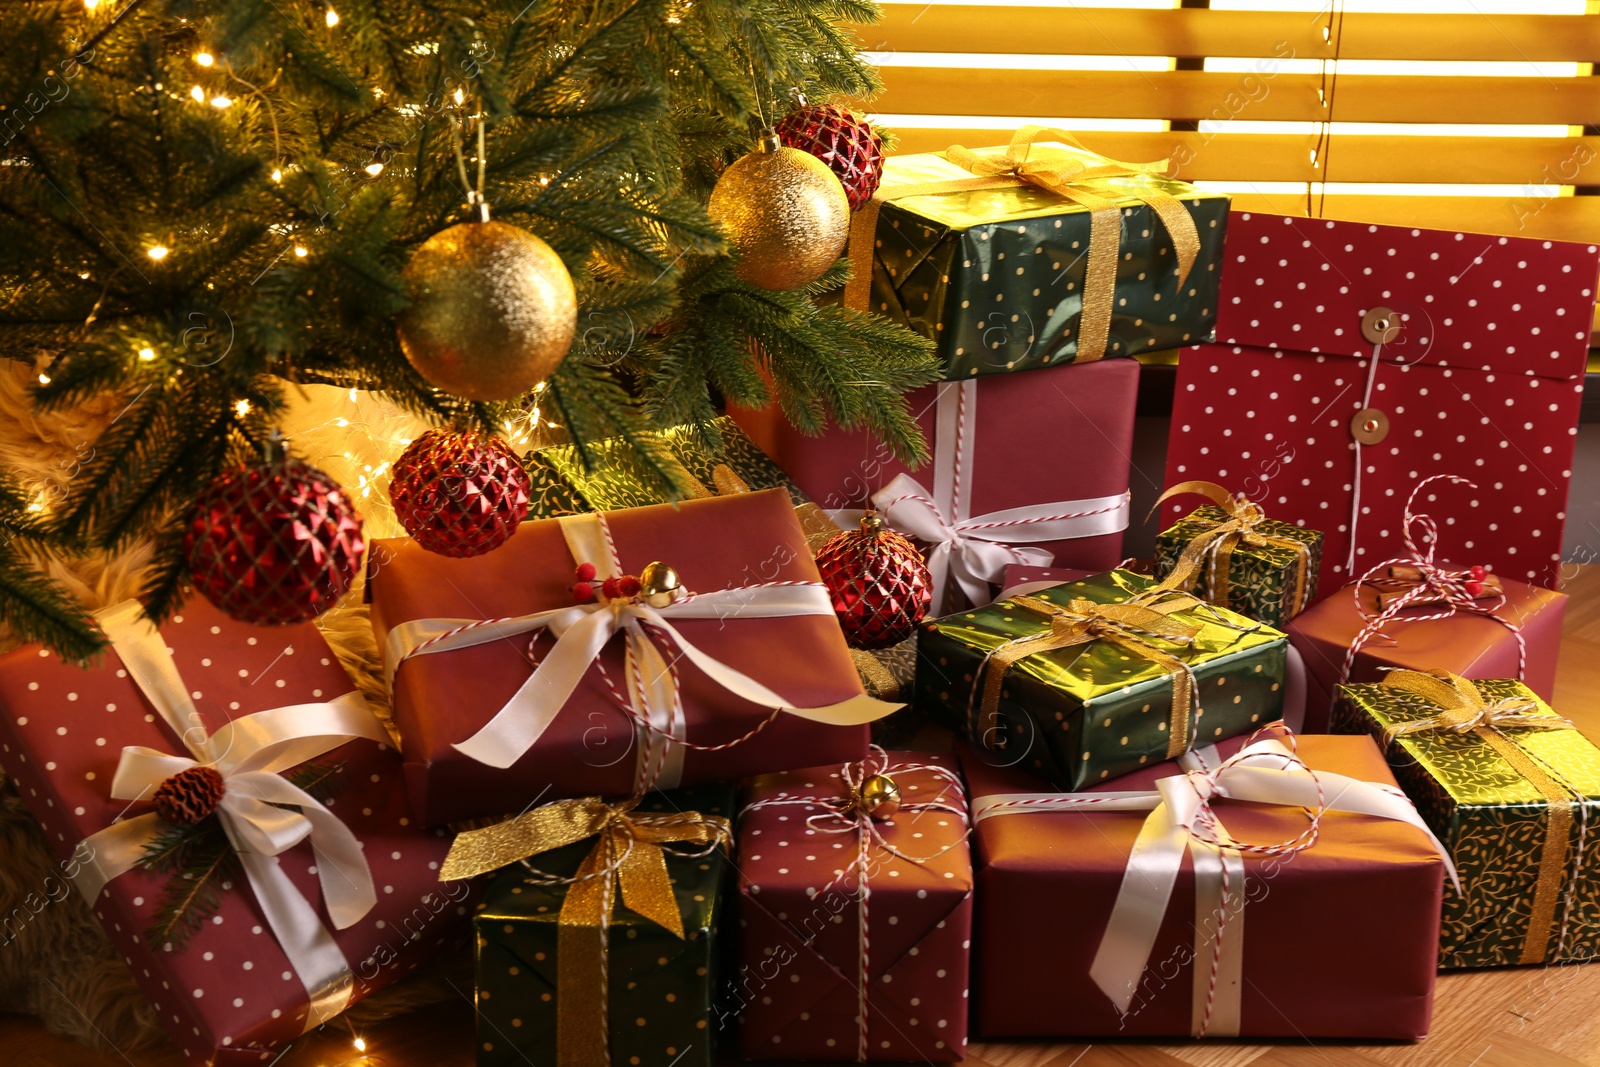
(271, 168), (283, 182)
(37, 373), (50, 386)
(452, 87), (465, 105)
(294, 245), (309, 258)
(147, 246), (169, 261)
(325, 8), (340, 27)
(210, 95), (232, 109)
(83, 0), (98, 9)
(348, 387), (359, 402)
(138, 347), (156, 361)
(190, 85), (205, 103)
(194, 52), (214, 67)
(364, 161), (385, 177)
(353, 1037), (367, 1053)
(78, 272), (90, 279)
(234, 399), (252, 416)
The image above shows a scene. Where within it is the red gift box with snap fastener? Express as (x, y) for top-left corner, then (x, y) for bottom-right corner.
(1163, 211), (1599, 598)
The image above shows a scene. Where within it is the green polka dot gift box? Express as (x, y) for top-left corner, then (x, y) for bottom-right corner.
(914, 569), (1287, 791)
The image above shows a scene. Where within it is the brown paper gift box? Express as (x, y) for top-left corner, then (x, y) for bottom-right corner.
(0, 596), (469, 1067)
(368, 489), (876, 825)
(1287, 575), (1564, 732)
(962, 733), (1445, 1039)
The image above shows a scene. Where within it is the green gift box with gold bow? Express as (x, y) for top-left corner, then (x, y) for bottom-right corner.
(843, 127), (1230, 378)
(914, 569), (1287, 790)
(463, 784), (734, 1067)
(1334, 670), (1600, 968)
(1152, 481), (1324, 628)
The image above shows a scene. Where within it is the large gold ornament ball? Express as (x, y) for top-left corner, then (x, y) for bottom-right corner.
(396, 220), (577, 402)
(707, 133), (851, 291)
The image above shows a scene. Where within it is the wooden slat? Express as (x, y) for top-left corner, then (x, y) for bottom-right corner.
(1225, 191), (1600, 244)
(881, 130), (1600, 185)
(852, 7), (1600, 62)
(870, 69), (1600, 125)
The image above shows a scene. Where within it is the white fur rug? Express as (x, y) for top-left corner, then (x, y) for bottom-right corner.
(0, 363), (464, 1054)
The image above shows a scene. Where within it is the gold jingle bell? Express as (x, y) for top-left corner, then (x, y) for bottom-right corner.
(639, 561), (684, 608)
(855, 773), (902, 821)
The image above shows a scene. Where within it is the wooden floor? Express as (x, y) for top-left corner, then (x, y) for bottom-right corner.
(6, 568), (1600, 1067)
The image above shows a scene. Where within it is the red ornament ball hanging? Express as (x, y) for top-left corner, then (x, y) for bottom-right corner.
(775, 103), (884, 212)
(185, 456), (365, 626)
(389, 429), (531, 558)
(814, 513), (932, 649)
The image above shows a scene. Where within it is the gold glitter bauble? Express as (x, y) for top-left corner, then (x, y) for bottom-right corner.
(707, 131), (850, 291)
(396, 220), (577, 402)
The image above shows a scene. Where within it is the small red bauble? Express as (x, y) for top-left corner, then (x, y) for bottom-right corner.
(185, 458), (365, 626)
(775, 104), (884, 212)
(814, 513), (932, 649)
(153, 765), (227, 825)
(390, 429), (531, 558)
(1468, 564), (1487, 581)
(1464, 580), (1484, 597)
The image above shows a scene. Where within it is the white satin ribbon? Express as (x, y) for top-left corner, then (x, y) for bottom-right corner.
(870, 380), (1131, 609)
(972, 735), (1456, 1036)
(70, 600), (388, 1030)
(384, 514), (897, 790)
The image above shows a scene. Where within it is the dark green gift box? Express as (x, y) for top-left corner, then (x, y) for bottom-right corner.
(473, 784), (732, 1067)
(1334, 675), (1600, 969)
(914, 569), (1286, 790)
(863, 149), (1229, 379)
(1153, 504), (1323, 628)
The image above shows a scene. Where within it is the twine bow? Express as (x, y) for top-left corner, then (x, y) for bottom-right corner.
(845, 125), (1201, 364)
(1340, 476), (1525, 701)
(971, 593), (1202, 759)
(1376, 668), (1578, 964)
(740, 748), (969, 1061)
(443, 797), (731, 1067)
(1153, 480), (1313, 619)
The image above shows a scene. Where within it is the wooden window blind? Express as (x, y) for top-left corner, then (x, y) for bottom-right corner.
(850, 1), (1600, 244)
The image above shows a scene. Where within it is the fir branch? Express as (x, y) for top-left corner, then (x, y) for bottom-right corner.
(0, 545), (105, 663)
(144, 832), (239, 951)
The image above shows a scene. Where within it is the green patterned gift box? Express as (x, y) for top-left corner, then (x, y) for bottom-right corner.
(914, 569), (1286, 790)
(1152, 482), (1323, 628)
(1334, 670), (1600, 969)
(844, 133), (1229, 379)
(469, 784), (732, 1067)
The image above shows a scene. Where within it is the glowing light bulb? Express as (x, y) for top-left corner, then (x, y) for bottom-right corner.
(234, 399), (252, 417)
(138, 347), (156, 361)
(211, 95), (232, 109)
(353, 1037), (367, 1053)
(452, 88), (465, 105)
(348, 387), (359, 402)
(147, 246), (169, 261)
(271, 168), (283, 182)
(195, 52), (214, 67)
(326, 8), (339, 27)
(37, 373), (50, 386)
(364, 161), (384, 177)
(294, 245), (308, 258)
(190, 85), (205, 103)
(78, 272), (90, 279)
(83, 0), (99, 9)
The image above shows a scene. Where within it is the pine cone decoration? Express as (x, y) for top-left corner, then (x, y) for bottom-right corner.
(389, 429), (532, 558)
(775, 104), (884, 212)
(815, 514), (933, 649)
(153, 766), (227, 825)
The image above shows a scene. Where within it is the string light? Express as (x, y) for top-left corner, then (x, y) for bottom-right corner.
(194, 52), (214, 67)
(190, 85), (205, 103)
(294, 245), (309, 258)
(271, 168), (283, 182)
(234, 399), (252, 416)
(37, 373), (50, 386)
(364, 161), (385, 177)
(210, 95), (233, 109)
(138, 347), (156, 361)
(452, 87), (465, 105)
(325, 8), (340, 27)
(83, 0), (98, 9)
(353, 1037), (367, 1053)
(147, 246), (169, 261)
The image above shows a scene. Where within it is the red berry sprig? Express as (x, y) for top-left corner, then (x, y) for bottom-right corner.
(1463, 563), (1488, 597)
(570, 563), (643, 604)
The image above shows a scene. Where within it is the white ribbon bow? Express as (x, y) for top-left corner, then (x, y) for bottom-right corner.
(72, 601), (389, 1030)
(867, 380), (1131, 610)
(385, 513), (896, 791)
(973, 733), (1456, 1037)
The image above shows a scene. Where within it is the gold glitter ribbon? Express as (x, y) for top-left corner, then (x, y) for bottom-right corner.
(1379, 669), (1578, 964)
(1153, 480), (1314, 619)
(844, 125), (1202, 364)
(976, 594), (1202, 759)
(442, 798), (731, 1067)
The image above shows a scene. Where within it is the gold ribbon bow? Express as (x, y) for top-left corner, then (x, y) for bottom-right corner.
(1154, 480), (1313, 619)
(976, 593), (1202, 758)
(1379, 669), (1577, 964)
(442, 798), (732, 1067)
(845, 125), (1202, 365)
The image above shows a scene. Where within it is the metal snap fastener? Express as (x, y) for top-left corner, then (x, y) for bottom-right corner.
(1351, 407), (1390, 445)
(1361, 306), (1401, 345)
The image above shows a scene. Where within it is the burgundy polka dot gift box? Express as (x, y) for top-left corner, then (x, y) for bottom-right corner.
(1163, 211), (1600, 598)
(0, 597), (470, 1067)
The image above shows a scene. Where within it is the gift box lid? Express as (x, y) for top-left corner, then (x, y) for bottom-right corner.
(1213, 212), (1600, 380)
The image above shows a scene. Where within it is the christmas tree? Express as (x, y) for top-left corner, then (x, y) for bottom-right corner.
(0, 0), (938, 659)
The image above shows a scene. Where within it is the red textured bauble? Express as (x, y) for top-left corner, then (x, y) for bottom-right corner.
(389, 429), (531, 558)
(775, 104), (884, 212)
(185, 458), (366, 626)
(814, 514), (932, 649)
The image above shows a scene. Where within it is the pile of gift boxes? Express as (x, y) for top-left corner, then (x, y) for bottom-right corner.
(1, 135), (1598, 1067)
